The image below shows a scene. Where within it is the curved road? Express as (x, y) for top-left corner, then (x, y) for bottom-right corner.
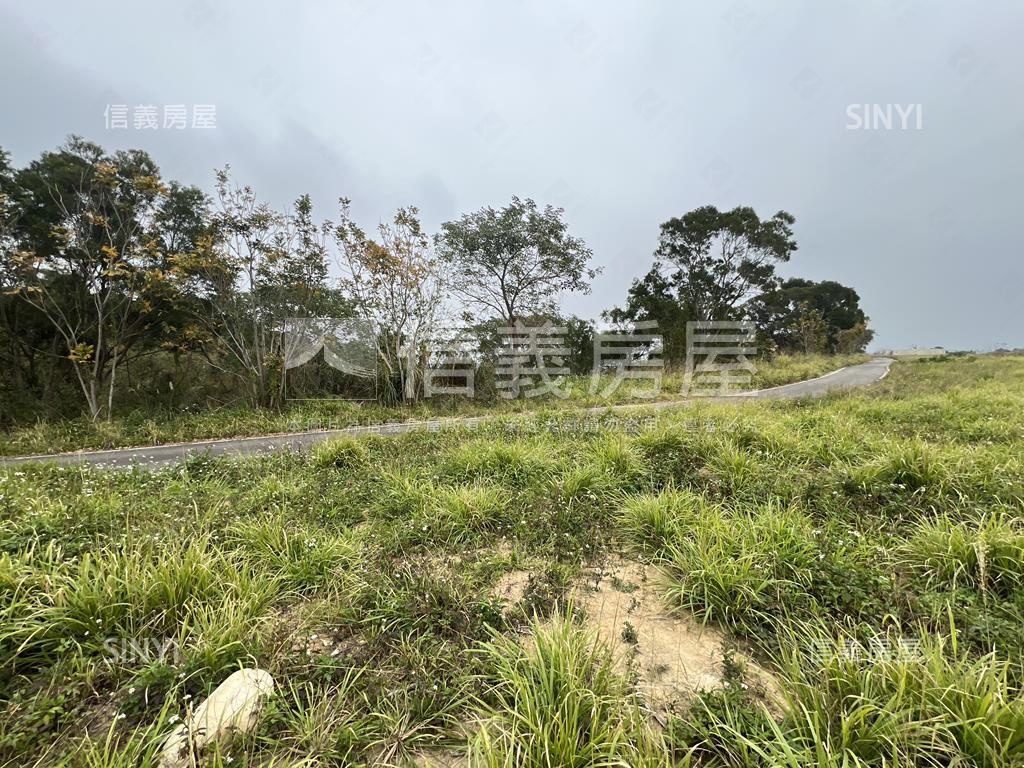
(0, 358), (893, 470)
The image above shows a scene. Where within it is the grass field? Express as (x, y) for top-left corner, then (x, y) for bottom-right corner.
(0, 354), (867, 456)
(1, 355), (1022, 766)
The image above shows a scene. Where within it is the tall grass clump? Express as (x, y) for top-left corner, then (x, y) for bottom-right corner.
(440, 438), (561, 487)
(228, 515), (364, 591)
(617, 488), (706, 554)
(670, 626), (1024, 768)
(586, 433), (649, 486)
(310, 434), (370, 469)
(0, 538), (279, 671)
(901, 512), (1024, 597)
(468, 613), (667, 767)
(660, 502), (817, 635)
(372, 472), (436, 519)
(842, 440), (953, 505)
(759, 627), (1024, 767)
(415, 483), (514, 544)
(634, 424), (722, 483)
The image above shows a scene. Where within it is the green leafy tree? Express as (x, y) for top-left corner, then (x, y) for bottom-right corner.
(438, 197), (599, 324)
(608, 206), (797, 364)
(604, 268), (690, 364)
(651, 205), (798, 321)
(748, 278), (874, 353)
(5, 138), (177, 420)
(791, 301), (829, 354)
(836, 321), (875, 354)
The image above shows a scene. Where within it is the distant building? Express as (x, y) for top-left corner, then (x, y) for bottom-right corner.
(874, 347), (947, 358)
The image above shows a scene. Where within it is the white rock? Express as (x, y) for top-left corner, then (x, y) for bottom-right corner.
(159, 668), (275, 768)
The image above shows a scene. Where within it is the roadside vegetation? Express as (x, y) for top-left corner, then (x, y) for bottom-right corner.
(0, 353), (867, 456)
(1, 355), (1021, 766)
(3, 139), (876, 468)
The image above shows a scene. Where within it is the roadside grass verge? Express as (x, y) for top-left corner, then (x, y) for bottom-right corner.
(0, 353), (867, 456)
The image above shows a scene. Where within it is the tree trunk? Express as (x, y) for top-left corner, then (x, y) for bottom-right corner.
(106, 349), (118, 421)
(404, 349), (417, 403)
(87, 376), (101, 421)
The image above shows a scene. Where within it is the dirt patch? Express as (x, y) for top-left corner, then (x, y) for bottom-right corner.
(412, 749), (468, 768)
(491, 568), (532, 605)
(572, 556), (783, 720)
(262, 599), (367, 670)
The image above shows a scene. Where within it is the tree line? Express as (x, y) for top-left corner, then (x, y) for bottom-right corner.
(0, 137), (873, 423)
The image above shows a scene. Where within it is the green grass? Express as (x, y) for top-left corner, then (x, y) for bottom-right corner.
(0, 353), (866, 456)
(0, 354), (1022, 766)
(468, 612), (669, 767)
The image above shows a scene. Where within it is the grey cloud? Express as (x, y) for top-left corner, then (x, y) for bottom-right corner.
(2, 1), (1021, 350)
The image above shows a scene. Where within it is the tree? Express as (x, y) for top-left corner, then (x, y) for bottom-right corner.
(836, 321), (874, 354)
(604, 268), (691, 364)
(5, 138), (177, 420)
(607, 206), (797, 365)
(0, 147), (31, 415)
(172, 168), (333, 409)
(438, 197), (598, 324)
(791, 301), (829, 354)
(748, 278), (874, 353)
(564, 315), (595, 375)
(652, 205), (797, 321)
(0, 148), (14, 253)
(335, 202), (447, 403)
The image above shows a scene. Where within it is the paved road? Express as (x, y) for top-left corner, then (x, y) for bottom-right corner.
(0, 358), (893, 470)
(746, 356), (893, 400)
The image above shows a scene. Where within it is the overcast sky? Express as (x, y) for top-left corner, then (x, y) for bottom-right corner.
(2, 1), (1021, 351)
